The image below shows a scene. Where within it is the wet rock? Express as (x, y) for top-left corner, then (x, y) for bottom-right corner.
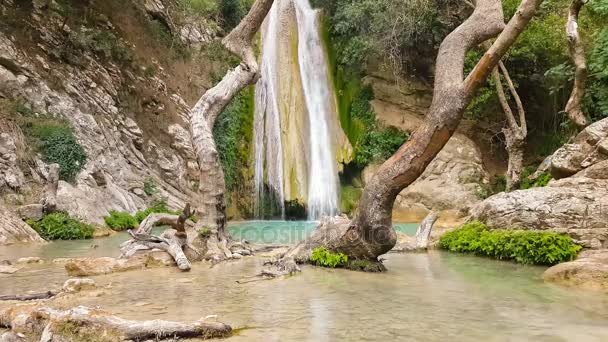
(52, 258), (70, 264)
(230, 249), (251, 256)
(64, 257), (147, 277)
(16, 257), (43, 264)
(544, 250), (608, 291)
(0, 264), (22, 274)
(0, 265), (20, 274)
(62, 278), (96, 293)
(64, 252), (176, 276)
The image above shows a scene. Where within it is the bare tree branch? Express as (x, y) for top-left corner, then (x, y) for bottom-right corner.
(564, 0), (590, 128)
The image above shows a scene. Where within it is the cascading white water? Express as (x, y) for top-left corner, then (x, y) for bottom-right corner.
(254, 0), (340, 220)
(254, 1), (285, 218)
(294, 0), (340, 220)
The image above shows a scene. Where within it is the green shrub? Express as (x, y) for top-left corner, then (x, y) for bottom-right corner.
(23, 123), (87, 181)
(311, 247), (349, 268)
(134, 199), (178, 223)
(104, 210), (139, 231)
(521, 171), (553, 190)
(439, 221), (581, 265)
(143, 178), (159, 196)
(28, 212), (95, 240)
(198, 226), (212, 238)
(340, 185), (362, 215)
(213, 86), (254, 192)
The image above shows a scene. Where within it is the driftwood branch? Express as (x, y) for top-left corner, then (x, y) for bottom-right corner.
(0, 291), (56, 301)
(415, 212), (439, 249)
(1, 306), (231, 340)
(564, 0), (590, 128)
(121, 204), (196, 271)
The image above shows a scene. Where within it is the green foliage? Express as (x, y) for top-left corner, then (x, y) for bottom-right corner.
(439, 221), (582, 265)
(213, 86), (254, 192)
(313, 0), (442, 73)
(218, 0), (252, 31)
(134, 199), (179, 223)
(355, 127), (410, 167)
(311, 247), (349, 268)
(28, 213), (95, 240)
(285, 200), (307, 220)
(23, 123), (87, 182)
(521, 169), (553, 190)
(198, 226), (212, 238)
(180, 0), (219, 17)
(104, 210), (138, 231)
(340, 185), (362, 215)
(147, 19), (191, 61)
(333, 81), (409, 168)
(58, 28), (132, 65)
(143, 178), (159, 196)
(475, 176), (507, 199)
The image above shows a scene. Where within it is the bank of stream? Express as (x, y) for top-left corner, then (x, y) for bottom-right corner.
(1, 221), (608, 341)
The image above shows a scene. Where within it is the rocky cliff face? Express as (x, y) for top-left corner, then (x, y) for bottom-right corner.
(0, 0), (217, 225)
(472, 118), (608, 248)
(364, 70), (489, 225)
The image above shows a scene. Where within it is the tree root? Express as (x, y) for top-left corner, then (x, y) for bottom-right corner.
(0, 305), (231, 341)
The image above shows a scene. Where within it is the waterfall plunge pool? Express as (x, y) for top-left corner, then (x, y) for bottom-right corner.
(1, 221), (608, 341)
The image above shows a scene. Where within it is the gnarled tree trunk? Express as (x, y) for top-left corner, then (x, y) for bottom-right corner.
(268, 0), (545, 274)
(189, 0), (273, 261)
(493, 62), (527, 191)
(564, 0), (590, 128)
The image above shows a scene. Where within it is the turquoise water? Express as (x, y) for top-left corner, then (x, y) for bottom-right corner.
(228, 221), (419, 245)
(1, 221), (608, 341)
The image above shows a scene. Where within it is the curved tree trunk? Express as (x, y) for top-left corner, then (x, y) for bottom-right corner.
(564, 0), (590, 128)
(268, 0), (544, 273)
(190, 0), (274, 235)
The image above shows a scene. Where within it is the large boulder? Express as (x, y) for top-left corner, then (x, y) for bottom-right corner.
(551, 118), (608, 179)
(472, 119), (608, 249)
(471, 177), (608, 248)
(0, 206), (44, 245)
(544, 249), (608, 291)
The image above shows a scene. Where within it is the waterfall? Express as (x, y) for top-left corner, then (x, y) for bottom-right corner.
(294, 0), (340, 220)
(254, 0), (340, 220)
(254, 1), (285, 219)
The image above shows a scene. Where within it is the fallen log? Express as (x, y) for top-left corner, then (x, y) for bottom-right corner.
(0, 291), (56, 301)
(120, 204), (197, 271)
(0, 305), (232, 341)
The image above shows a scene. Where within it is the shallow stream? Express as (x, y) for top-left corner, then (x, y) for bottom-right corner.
(1, 221), (608, 341)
